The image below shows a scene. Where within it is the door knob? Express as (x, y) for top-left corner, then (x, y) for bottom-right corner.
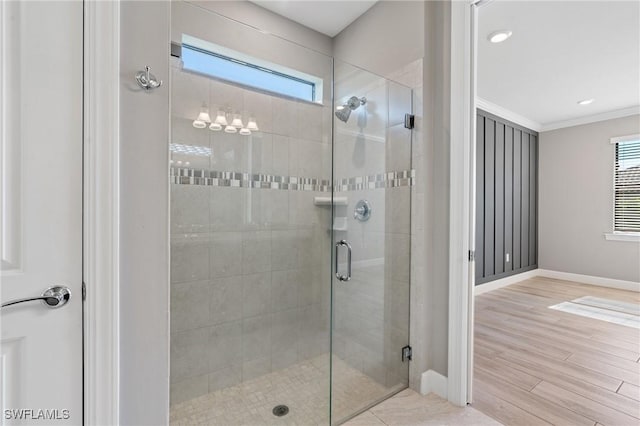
(1, 286), (71, 309)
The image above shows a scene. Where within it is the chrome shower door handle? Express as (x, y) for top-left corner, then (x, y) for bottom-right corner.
(1, 286), (71, 309)
(335, 240), (352, 282)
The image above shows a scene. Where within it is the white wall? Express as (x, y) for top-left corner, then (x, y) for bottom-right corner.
(333, 1), (424, 79)
(119, 2), (170, 424)
(172, 1), (333, 104)
(186, 0), (332, 56)
(539, 115), (640, 283)
(422, 0), (451, 380)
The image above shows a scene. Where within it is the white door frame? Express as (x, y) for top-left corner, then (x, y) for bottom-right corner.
(447, 0), (479, 406)
(83, 1), (120, 424)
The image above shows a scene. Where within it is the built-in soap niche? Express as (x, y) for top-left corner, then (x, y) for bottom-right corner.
(314, 196), (348, 231)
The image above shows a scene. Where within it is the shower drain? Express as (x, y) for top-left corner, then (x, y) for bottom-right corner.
(272, 405), (289, 417)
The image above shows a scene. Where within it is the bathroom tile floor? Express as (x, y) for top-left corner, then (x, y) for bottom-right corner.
(170, 354), (404, 425)
(344, 389), (502, 426)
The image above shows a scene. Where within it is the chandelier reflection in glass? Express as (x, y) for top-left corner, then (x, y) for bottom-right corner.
(192, 105), (259, 136)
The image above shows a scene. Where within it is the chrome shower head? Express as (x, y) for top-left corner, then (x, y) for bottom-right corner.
(335, 96), (367, 123)
(335, 106), (352, 122)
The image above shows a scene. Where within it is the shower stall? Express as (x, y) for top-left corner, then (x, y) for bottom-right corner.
(169, 3), (413, 424)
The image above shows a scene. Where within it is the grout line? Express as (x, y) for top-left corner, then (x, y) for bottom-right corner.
(474, 362), (542, 393)
(480, 307), (639, 358)
(475, 384), (555, 426)
(368, 409), (388, 425)
(492, 350), (625, 396)
(527, 381), (605, 426)
(471, 396), (532, 426)
(494, 348), (639, 419)
(529, 379), (543, 392)
(531, 380), (637, 425)
(563, 353), (640, 385)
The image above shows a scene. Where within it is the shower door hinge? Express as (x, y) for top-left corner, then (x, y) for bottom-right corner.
(402, 345), (412, 362)
(469, 250), (475, 261)
(82, 281), (86, 301)
(171, 42), (182, 58)
(404, 114), (415, 129)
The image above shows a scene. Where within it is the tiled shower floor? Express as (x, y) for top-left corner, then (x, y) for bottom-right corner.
(170, 354), (405, 425)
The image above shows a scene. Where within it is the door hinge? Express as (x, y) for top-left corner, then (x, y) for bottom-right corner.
(402, 345), (412, 362)
(404, 113), (415, 129)
(82, 281), (86, 301)
(469, 250), (475, 261)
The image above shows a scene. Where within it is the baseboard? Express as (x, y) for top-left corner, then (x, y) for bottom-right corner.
(537, 269), (640, 293)
(419, 370), (448, 399)
(474, 269), (540, 295)
(474, 268), (640, 295)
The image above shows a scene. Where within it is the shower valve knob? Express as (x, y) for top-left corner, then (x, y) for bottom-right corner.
(354, 200), (372, 222)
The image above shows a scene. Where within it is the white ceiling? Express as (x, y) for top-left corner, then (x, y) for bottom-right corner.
(478, 1), (640, 128)
(249, 1), (377, 37)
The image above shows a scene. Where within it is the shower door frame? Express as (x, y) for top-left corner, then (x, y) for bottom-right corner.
(330, 70), (414, 424)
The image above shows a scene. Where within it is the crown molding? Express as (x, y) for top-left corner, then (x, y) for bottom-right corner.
(476, 97), (542, 132)
(476, 98), (640, 133)
(541, 106), (640, 132)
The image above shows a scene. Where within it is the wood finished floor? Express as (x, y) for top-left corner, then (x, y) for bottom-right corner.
(472, 277), (640, 426)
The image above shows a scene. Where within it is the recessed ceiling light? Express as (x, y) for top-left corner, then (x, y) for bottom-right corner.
(488, 30), (513, 43)
(577, 99), (595, 105)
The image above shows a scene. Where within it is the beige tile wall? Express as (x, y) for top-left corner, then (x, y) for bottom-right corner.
(170, 62), (332, 405)
(169, 56), (421, 407)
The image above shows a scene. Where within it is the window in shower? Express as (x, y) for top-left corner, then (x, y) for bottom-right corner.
(181, 36), (322, 103)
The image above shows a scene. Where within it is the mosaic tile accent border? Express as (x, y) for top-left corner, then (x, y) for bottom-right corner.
(335, 170), (415, 191)
(170, 167), (415, 191)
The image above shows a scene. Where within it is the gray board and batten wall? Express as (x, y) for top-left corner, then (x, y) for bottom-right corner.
(476, 109), (538, 285)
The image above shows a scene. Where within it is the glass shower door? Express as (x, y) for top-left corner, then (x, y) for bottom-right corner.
(168, 5), (414, 424)
(331, 61), (413, 423)
(169, 3), (334, 425)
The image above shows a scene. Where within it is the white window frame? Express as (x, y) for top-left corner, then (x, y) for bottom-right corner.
(181, 34), (324, 105)
(605, 134), (640, 242)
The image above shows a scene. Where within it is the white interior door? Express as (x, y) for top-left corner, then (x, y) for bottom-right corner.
(1, 2), (83, 424)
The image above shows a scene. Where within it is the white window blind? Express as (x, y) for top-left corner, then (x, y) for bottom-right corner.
(613, 135), (640, 232)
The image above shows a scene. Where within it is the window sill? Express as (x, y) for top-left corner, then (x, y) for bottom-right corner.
(604, 232), (640, 242)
